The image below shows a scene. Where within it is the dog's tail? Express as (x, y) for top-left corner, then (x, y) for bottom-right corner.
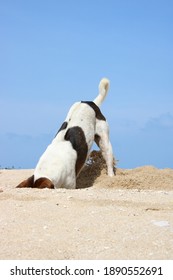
(93, 78), (110, 107)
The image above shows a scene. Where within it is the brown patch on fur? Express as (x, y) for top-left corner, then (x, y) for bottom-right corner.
(64, 126), (88, 175)
(16, 175), (34, 188)
(16, 176), (54, 189)
(54, 121), (68, 137)
(81, 101), (106, 120)
(34, 177), (54, 189)
(94, 134), (101, 147)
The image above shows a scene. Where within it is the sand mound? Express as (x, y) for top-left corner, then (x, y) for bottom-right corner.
(77, 150), (173, 190)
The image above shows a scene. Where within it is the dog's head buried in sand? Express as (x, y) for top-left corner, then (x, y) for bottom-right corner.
(16, 78), (115, 189)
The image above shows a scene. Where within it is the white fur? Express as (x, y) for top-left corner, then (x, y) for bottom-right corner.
(34, 141), (77, 188)
(34, 78), (114, 188)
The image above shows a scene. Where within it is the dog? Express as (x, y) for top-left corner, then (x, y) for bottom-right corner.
(16, 78), (115, 189)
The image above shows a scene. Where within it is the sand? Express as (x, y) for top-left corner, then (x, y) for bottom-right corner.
(0, 151), (173, 260)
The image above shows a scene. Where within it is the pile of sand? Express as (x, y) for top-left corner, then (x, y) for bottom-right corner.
(77, 150), (173, 190)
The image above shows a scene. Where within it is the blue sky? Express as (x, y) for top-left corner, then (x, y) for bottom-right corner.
(0, 0), (173, 169)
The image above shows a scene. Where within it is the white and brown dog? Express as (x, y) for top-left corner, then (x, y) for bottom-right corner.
(16, 78), (114, 189)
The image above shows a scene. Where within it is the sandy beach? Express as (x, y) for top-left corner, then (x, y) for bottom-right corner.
(0, 151), (173, 260)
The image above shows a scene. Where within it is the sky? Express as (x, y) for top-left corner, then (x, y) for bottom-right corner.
(0, 0), (173, 169)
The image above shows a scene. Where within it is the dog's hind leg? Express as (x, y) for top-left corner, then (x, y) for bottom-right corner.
(95, 120), (115, 177)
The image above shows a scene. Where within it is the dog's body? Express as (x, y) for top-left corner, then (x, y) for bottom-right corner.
(16, 78), (114, 189)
